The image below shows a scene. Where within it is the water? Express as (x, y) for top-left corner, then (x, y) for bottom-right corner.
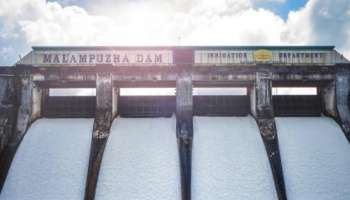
(276, 117), (350, 200)
(95, 117), (180, 200)
(3, 116), (349, 200)
(0, 118), (93, 200)
(192, 116), (277, 200)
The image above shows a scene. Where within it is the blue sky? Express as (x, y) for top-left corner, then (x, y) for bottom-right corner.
(255, 0), (308, 20)
(0, 0), (349, 66)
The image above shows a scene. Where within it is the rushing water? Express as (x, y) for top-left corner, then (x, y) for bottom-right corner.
(2, 116), (350, 200)
(0, 118), (93, 200)
(276, 117), (350, 200)
(192, 116), (277, 200)
(95, 117), (180, 200)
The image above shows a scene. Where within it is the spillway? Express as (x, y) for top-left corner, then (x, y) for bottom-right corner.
(0, 118), (93, 200)
(2, 116), (350, 200)
(95, 117), (180, 200)
(192, 116), (277, 200)
(276, 117), (350, 199)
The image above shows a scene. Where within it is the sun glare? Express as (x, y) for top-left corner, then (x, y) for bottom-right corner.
(103, 4), (174, 46)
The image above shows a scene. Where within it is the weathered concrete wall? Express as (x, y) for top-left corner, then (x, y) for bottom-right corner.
(13, 71), (43, 145)
(322, 71), (350, 142)
(0, 71), (44, 192)
(85, 72), (114, 200)
(0, 62), (349, 200)
(112, 87), (119, 118)
(176, 70), (193, 200)
(250, 71), (287, 200)
(0, 76), (17, 154)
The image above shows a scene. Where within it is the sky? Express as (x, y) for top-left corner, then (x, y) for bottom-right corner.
(0, 0), (349, 66)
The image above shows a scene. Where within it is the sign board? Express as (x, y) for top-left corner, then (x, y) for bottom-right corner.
(21, 50), (173, 67)
(254, 49), (273, 62)
(194, 49), (337, 65)
(16, 46), (348, 67)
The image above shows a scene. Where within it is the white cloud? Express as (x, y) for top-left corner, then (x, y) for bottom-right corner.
(0, 0), (349, 62)
(0, 0), (286, 46)
(281, 1), (313, 44)
(179, 8), (285, 45)
(283, 0), (350, 58)
(0, 46), (15, 64)
(0, 46), (13, 56)
(18, 2), (120, 45)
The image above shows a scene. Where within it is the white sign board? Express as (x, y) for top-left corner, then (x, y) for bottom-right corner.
(17, 47), (348, 67)
(24, 50), (173, 67)
(194, 50), (337, 65)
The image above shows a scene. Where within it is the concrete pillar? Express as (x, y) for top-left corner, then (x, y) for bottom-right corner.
(85, 72), (114, 200)
(0, 76), (17, 154)
(14, 71), (43, 144)
(250, 71), (287, 200)
(112, 87), (119, 119)
(176, 70), (193, 200)
(322, 71), (350, 142)
(0, 70), (44, 192)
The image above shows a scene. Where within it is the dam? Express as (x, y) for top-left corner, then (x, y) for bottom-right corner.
(0, 46), (350, 200)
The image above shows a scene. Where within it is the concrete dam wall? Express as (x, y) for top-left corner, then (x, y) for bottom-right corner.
(1, 46), (350, 200)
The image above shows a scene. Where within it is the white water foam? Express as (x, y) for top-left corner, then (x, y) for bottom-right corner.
(95, 117), (180, 200)
(0, 118), (93, 200)
(276, 117), (350, 200)
(192, 116), (277, 200)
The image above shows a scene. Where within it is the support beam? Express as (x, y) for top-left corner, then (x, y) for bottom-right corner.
(322, 71), (350, 142)
(84, 72), (114, 200)
(112, 87), (119, 119)
(176, 70), (193, 200)
(250, 71), (287, 200)
(0, 71), (43, 192)
(0, 76), (17, 154)
(15, 73), (42, 141)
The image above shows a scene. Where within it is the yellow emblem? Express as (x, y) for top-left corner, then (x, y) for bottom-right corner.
(254, 49), (273, 62)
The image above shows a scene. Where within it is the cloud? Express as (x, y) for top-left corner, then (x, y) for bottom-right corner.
(179, 8), (285, 45)
(283, 0), (350, 57)
(0, 0), (285, 46)
(0, 0), (349, 65)
(0, 46), (15, 65)
(18, 2), (120, 45)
